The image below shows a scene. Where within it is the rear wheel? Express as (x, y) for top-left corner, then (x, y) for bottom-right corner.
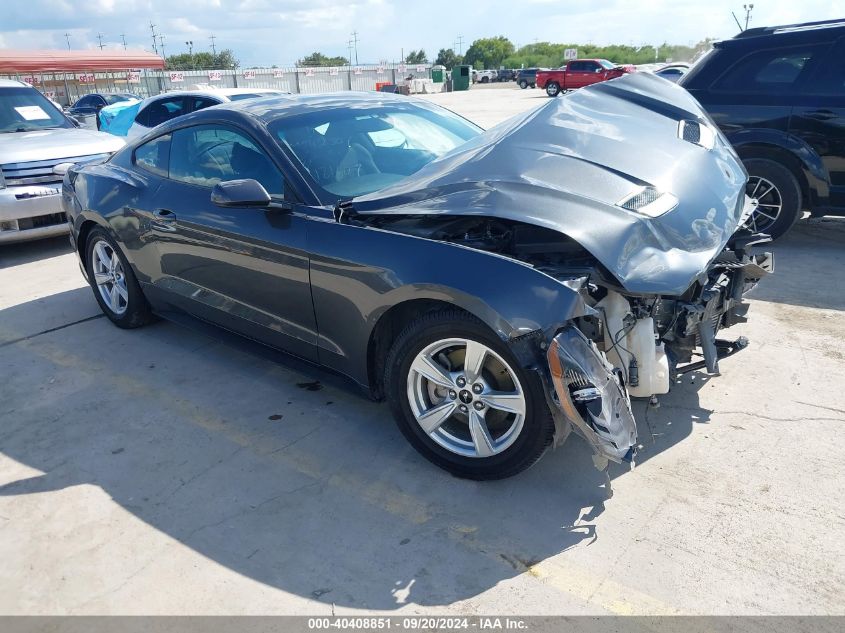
(742, 158), (802, 239)
(385, 310), (554, 480)
(519, 79), (528, 89)
(85, 227), (153, 329)
(546, 82), (561, 97)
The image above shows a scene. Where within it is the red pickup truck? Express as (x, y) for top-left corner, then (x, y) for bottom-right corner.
(536, 59), (635, 97)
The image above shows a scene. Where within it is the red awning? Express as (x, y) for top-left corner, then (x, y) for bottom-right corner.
(0, 49), (165, 73)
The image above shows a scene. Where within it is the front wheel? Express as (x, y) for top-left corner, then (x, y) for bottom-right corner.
(546, 82), (560, 97)
(385, 310), (555, 480)
(85, 226), (154, 329)
(519, 79), (528, 89)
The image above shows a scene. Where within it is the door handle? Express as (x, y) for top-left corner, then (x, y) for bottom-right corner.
(151, 208), (177, 232)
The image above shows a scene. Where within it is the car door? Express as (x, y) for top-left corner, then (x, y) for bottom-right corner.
(148, 122), (318, 361)
(687, 44), (828, 143)
(790, 38), (845, 210)
(567, 61), (595, 88)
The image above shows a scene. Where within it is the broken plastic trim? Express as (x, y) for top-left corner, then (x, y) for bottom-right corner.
(547, 325), (637, 463)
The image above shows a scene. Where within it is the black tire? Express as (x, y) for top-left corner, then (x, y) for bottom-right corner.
(481, 76), (489, 84)
(530, 83), (536, 88)
(85, 226), (154, 329)
(519, 79), (528, 89)
(385, 310), (555, 480)
(546, 82), (560, 97)
(742, 158), (802, 240)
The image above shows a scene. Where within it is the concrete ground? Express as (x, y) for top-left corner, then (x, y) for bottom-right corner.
(1, 85), (844, 616)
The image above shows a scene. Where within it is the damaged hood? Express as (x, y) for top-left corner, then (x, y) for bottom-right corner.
(352, 73), (749, 295)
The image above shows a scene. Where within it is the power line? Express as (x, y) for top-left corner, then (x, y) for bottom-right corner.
(456, 35), (464, 55)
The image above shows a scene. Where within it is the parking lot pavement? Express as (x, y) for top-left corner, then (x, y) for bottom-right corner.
(1, 91), (844, 616)
(419, 82), (548, 128)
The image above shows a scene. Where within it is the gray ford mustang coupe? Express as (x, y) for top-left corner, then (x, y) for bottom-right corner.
(63, 74), (772, 480)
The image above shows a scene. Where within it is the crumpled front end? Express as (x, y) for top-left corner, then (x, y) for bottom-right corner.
(547, 325), (637, 463)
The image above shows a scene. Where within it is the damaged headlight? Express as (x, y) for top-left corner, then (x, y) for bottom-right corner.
(617, 186), (679, 218)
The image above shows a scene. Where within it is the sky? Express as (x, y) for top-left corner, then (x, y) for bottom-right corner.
(0, 0), (840, 67)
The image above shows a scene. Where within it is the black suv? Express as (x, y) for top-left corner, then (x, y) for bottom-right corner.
(680, 19), (845, 238)
(516, 68), (540, 89)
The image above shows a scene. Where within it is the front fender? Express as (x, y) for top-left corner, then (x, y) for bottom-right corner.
(307, 218), (593, 386)
(728, 128), (830, 202)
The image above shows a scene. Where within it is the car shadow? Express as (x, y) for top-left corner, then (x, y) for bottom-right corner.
(0, 235), (72, 269)
(750, 216), (845, 311)
(0, 286), (711, 610)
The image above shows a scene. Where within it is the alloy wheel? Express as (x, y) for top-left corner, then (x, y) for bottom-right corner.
(406, 338), (526, 458)
(744, 176), (783, 233)
(91, 239), (129, 315)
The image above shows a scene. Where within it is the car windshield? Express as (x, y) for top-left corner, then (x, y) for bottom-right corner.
(270, 103), (482, 198)
(0, 86), (71, 133)
(105, 93), (136, 104)
(598, 60), (616, 69)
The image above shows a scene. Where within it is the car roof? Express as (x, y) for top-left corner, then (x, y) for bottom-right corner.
(142, 91), (428, 135)
(227, 91), (423, 121)
(0, 79), (30, 88)
(141, 87), (284, 104)
(720, 18), (845, 47)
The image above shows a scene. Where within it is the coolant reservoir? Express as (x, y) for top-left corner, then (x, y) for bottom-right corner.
(596, 291), (670, 398)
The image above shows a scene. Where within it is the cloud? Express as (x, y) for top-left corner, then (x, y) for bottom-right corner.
(0, 0), (839, 66)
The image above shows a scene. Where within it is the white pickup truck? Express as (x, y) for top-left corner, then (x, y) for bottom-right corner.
(0, 80), (124, 243)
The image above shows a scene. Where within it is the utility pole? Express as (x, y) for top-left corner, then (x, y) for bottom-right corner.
(351, 30), (359, 65)
(120, 33), (127, 50)
(97, 33), (105, 50)
(456, 35), (464, 55)
(210, 33), (217, 56)
(347, 40), (354, 65)
(150, 22), (158, 55)
(64, 33), (71, 50)
(743, 3), (754, 30)
(158, 35), (166, 62)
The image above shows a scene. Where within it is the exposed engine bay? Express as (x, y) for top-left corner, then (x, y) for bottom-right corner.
(356, 211), (773, 463)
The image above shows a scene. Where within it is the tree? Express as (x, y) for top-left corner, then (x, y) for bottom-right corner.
(434, 48), (462, 68)
(297, 51), (349, 67)
(404, 49), (427, 64)
(165, 48), (239, 70)
(463, 36), (515, 70)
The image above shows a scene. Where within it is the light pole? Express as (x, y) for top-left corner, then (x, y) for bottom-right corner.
(743, 4), (754, 30)
(185, 40), (193, 69)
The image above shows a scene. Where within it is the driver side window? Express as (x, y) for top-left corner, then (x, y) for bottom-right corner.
(169, 125), (285, 196)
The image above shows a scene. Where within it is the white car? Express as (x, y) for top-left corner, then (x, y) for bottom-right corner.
(123, 88), (288, 138)
(471, 69), (498, 84)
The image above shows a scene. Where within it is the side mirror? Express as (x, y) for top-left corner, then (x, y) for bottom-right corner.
(211, 179), (271, 208)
